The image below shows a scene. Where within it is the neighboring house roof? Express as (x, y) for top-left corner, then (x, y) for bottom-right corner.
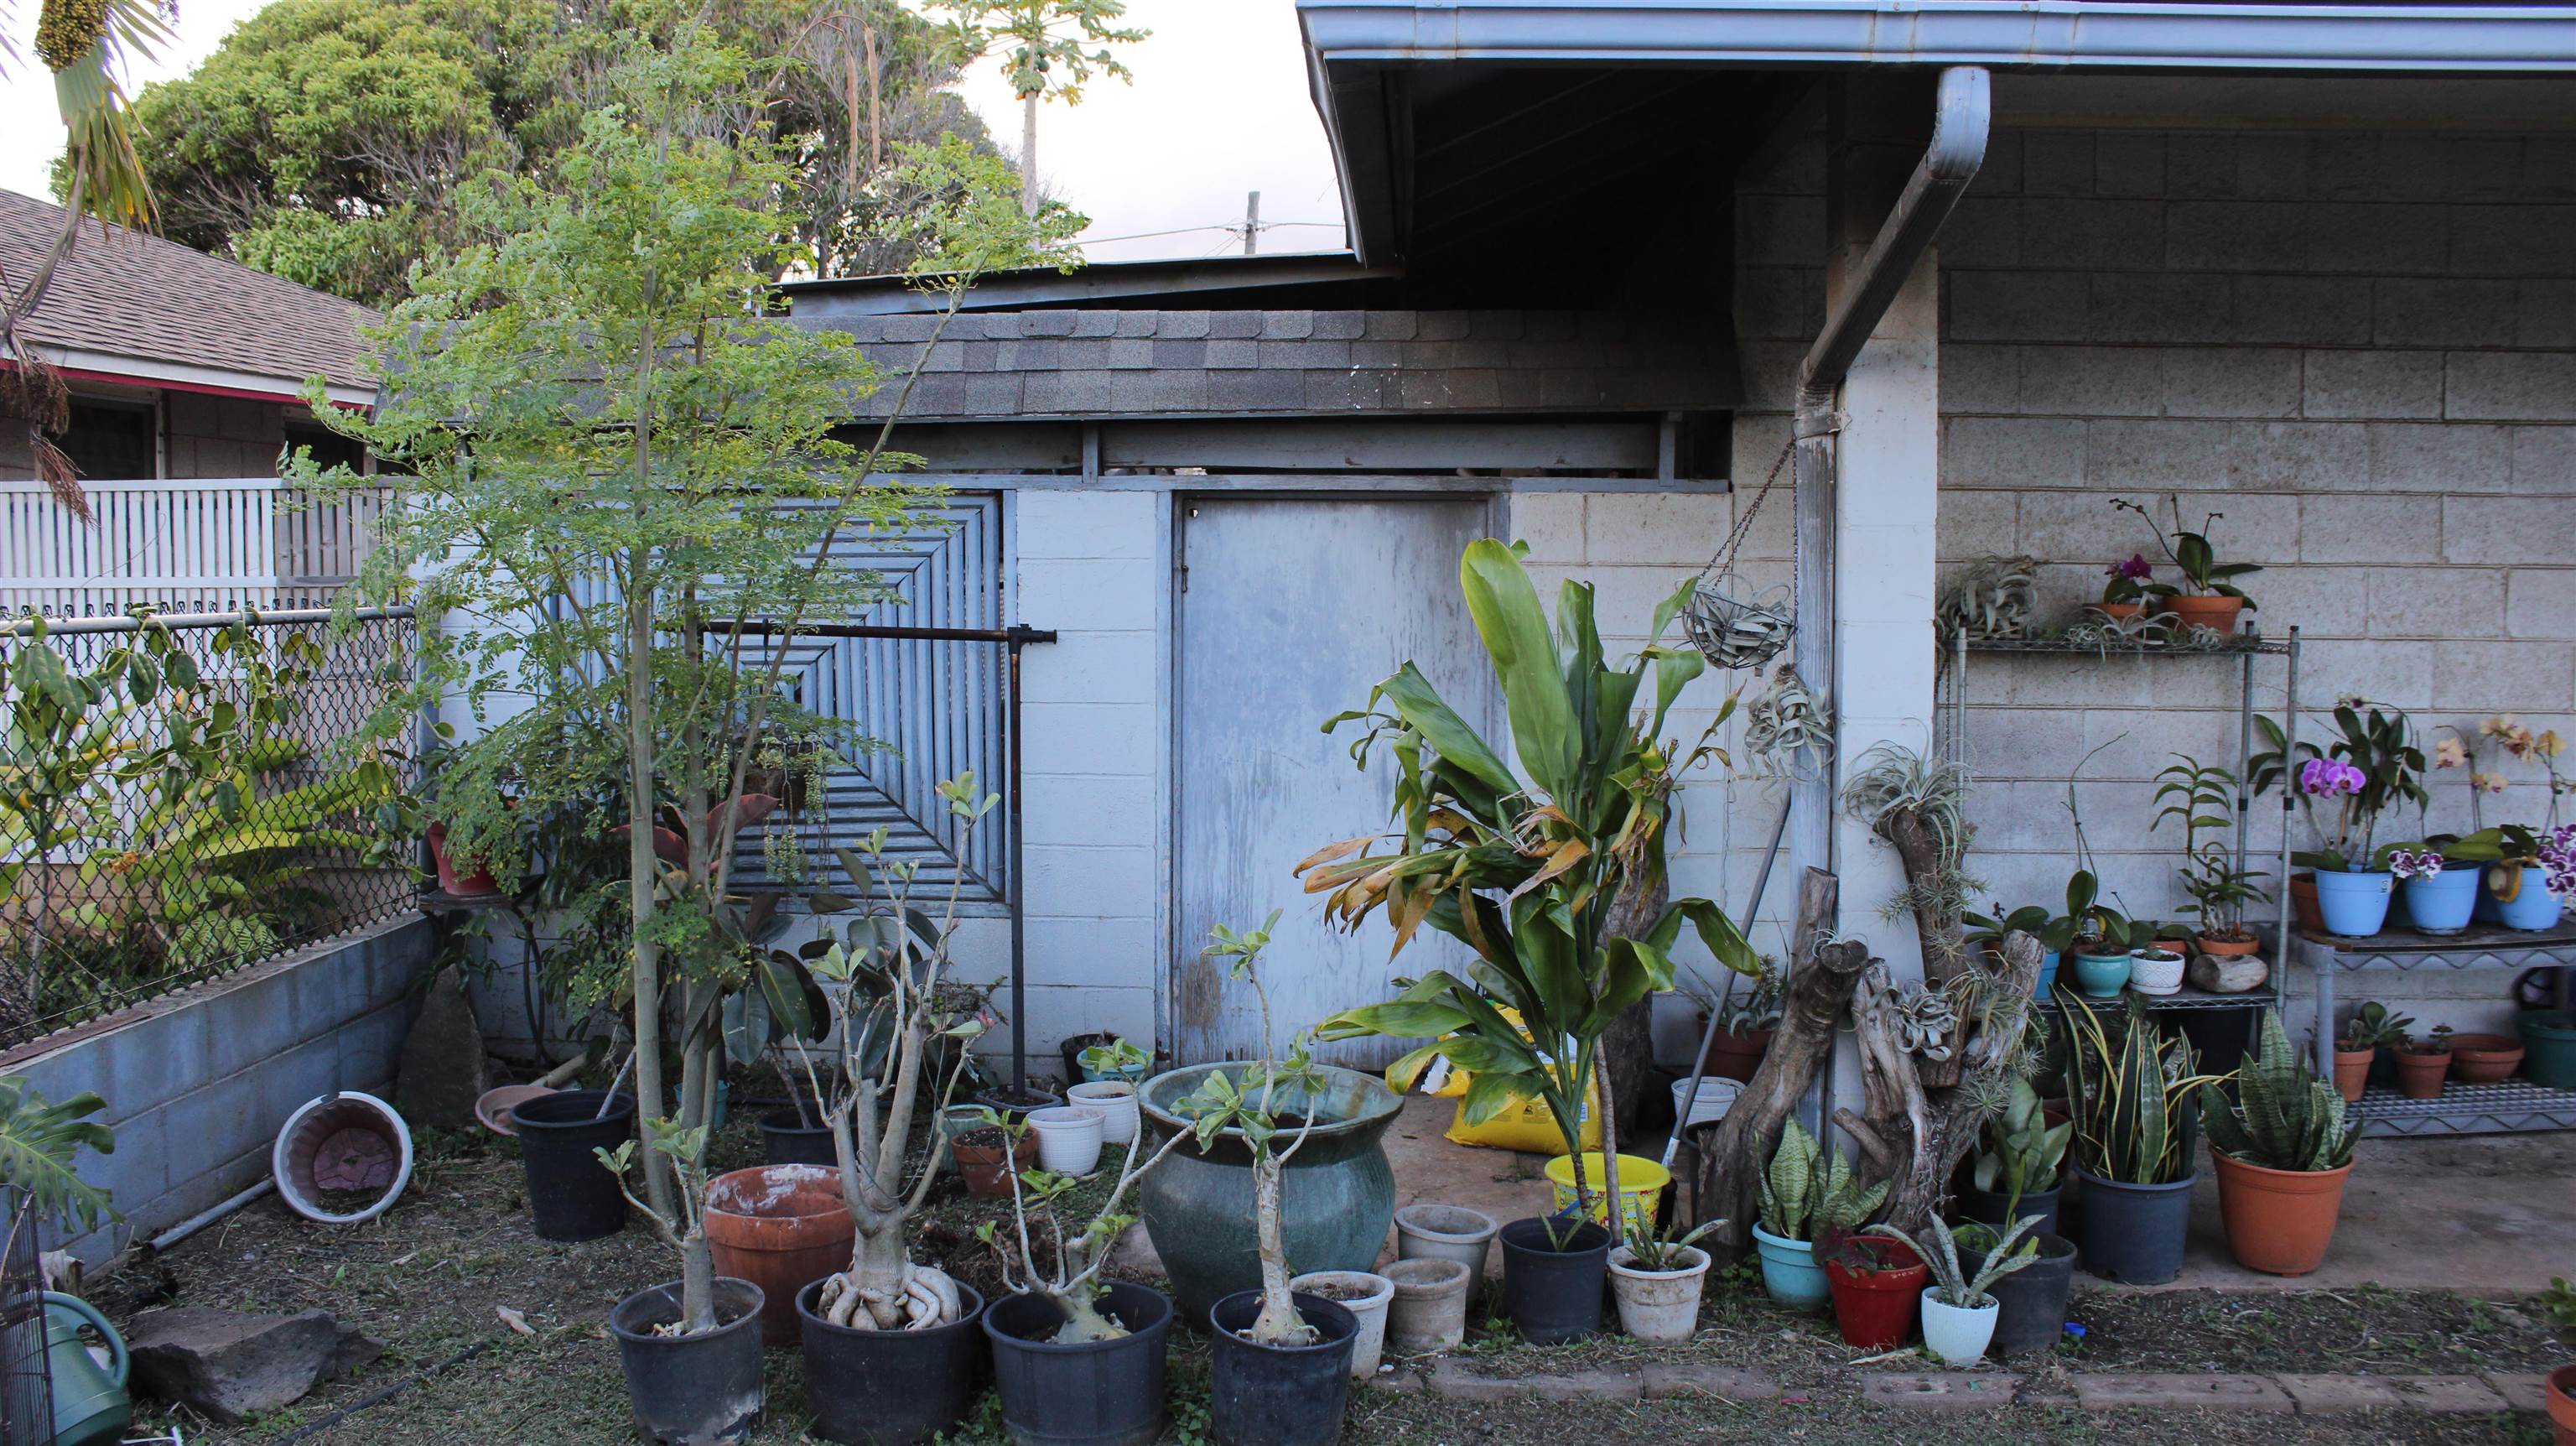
(0, 189), (378, 405)
(785, 251), (1394, 315)
(818, 308), (1741, 419)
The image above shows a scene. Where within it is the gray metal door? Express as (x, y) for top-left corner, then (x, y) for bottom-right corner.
(1174, 494), (1493, 1066)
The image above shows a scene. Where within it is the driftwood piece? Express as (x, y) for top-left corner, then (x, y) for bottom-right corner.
(1688, 869), (1867, 1247)
(1835, 928), (2045, 1233)
(1872, 807), (1969, 988)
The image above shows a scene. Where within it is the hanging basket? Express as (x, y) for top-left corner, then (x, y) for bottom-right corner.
(1684, 575), (1795, 672)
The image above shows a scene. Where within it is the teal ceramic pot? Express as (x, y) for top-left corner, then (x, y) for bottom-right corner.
(2495, 866), (2566, 931)
(2402, 866), (2480, 935)
(1136, 1064), (1404, 1325)
(1749, 1224), (1829, 1308)
(2518, 1011), (2576, 1089)
(2072, 951), (2132, 999)
(2313, 868), (2394, 937)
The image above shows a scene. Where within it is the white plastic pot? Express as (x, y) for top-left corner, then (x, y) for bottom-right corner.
(1670, 1075), (1742, 1130)
(1382, 1256), (1472, 1352)
(1064, 1081), (1140, 1145)
(1606, 1245), (1709, 1341)
(1919, 1287), (2000, 1365)
(1290, 1269), (1395, 1379)
(2128, 948), (2186, 996)
(1026, 1105), (1105, 1176)
(1393, 1203), (1500, 1281)
(273, 1091), (415, 1224)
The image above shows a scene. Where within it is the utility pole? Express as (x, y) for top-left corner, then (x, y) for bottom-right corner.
(1244, 190), (1260, 255)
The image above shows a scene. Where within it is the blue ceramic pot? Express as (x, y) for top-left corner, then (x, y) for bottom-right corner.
(1750, 1224), (1830, 1308)
(2072, 951), (2131, 999)
(1136, 1064), (1402, 1326)
(2034, 951), (2061, 1001)
(2313, 869), (2393, 938)
(2494, 865), (2566, 931)
(2402, 866), (2479, 935)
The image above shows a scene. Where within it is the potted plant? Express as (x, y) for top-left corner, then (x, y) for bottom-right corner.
(1822, 1229), (1928, 1350)
(2068, 897), (2152, 1000)
(2447, 1032), (2527, 1084)
(2090, 552), (2158, 622)
(2549, 1363), (2576, 1446)
(2112, 496), (2262, 635)
(1607, 1217), (1720, 1342)
(1956, 1079), (2070, 1236)
(2334, 1001), (2412, 1103)
(1866, 1215), (2043, 1365)
(1751, 1120), (1888, 1310)
(1171, 914), (1362, 1446)
(595, 1123), (768, 1444)
(2127, 943), (2187, 996)
(2256, 702), (2429, 938)
(1964, 902), (2076, 1001)
(1984, 1229), (2079, 1358)
(2153, 756), (2272, 958)
(976, 1107), (1195, 1446)
(1695, 960), (1784, 1082)
(2386, 843), (2479, 936)
(2438, 717), (2572, 929)
(2199, 1009), (2359, 1277)
(2393, 1025), (2454, 1099)
(2062, 994), (2220, 1285)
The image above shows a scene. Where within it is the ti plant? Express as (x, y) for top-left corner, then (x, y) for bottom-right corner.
(1758, 1120), (1888, 1243)
(2060, 993), (2220, 1187)
(1310, 540), (1758, 1246)
(1971, 1079), (2071, 1220)
(975, 1105), (1192, 1344)
(1172, 913), (1329, 1347)
(2197, 1009), (2357, 1173)
(2152, 755), (2270, 943)
(1870, 1212), (2041, 1309)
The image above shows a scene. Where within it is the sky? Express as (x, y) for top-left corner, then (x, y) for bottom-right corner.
(0, 0), (1348, 265)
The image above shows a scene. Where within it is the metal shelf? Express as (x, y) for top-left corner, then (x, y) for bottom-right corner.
(2353, 1079), (2576, 1137)
(2037, 983), (2278, 1012)
(1961, 633), (2291, 658)
(2293, 922), (2576, 973)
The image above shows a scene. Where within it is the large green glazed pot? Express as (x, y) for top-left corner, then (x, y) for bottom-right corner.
(1137, 1064), (1404, 1326)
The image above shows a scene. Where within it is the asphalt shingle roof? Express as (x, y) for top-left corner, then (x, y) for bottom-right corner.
(0, 189), (376, 393)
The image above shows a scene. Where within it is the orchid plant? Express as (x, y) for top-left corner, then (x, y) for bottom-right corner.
(2255, 701), (2429, 875)
(2097, 554), (2157, 609)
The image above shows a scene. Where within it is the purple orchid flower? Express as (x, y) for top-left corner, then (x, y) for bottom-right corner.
(2298, 758), (2366, 797)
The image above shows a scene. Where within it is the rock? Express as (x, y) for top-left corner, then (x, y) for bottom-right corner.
(396, 966), (490, 1128)
(128, 1308), (382, 1423)
(2187, 951), (2268, 995)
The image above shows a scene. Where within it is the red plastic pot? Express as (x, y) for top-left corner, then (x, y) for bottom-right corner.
(1824, 1236), (1929, 1350)
(427, 822), (500, 897)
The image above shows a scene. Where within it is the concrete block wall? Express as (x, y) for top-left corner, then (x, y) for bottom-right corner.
(163, 392), (287, 479)
(1936, 125), (2576, 1043)
(4, 913), (431, 1264)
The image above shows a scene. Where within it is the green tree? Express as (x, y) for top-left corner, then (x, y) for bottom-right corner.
(303, 33), (1078, 1329)
(925, 0), (1144, 216)
(125, 0), (1000, 306)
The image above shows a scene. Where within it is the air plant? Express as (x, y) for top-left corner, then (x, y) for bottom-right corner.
(1841, 742), (1982, 969)
(1894, 983), (1961, 1062)
(1937, 555), (2039, 644)
(1741, 661), (1831, 780)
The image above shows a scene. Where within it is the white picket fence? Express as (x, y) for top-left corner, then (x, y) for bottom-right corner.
(0, 477), (388, 617)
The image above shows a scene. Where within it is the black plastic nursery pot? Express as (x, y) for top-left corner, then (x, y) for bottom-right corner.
(797, 1279), (988, 1446)
(1206, 1290), (1359, 1446)
(1955, 1179), (2062, 1239)
(609, 1277), (767, 1445)
(2074, 1168), (2195, 1285)
(1497, 1218), (1611, 1345)
(510, 1090), (636, 1242)
(984, 1280), (1174, 1446)
(1986, 1232), (2078, 1356)
(758, 1108), (839, 1168)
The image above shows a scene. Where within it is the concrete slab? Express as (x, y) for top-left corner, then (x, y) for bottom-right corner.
(2070, 1374), (2296, 1412)
(1862, 1372), (2023, 1410)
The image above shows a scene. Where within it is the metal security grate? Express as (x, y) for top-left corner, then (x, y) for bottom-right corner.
(0, 1194), (53, 1446)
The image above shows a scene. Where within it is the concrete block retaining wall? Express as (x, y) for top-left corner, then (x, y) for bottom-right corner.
(2, 913), (434, 1264)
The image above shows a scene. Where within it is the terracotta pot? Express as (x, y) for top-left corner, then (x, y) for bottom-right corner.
(2447, 1033), (2526, 1084)
(2332, 1047), (2373, 1104)
(2211, 1150), (2351, 1277)
(2089, 602), (2145, 622)
(2197, 933), (2261, 958)
(2163, 593), (2246, 635)
(2291, 872), (2323, 934)
(2547, 1363), (2576, 1446)
(427, 822), (501, 897)
(1703, 1025), (1774, 1084)
(2392, 1048), (2453, 1100)
(953, 1127), (1036, 1199)
(704, 1163), (856, 1347)
(1825, 1236), (1929, 1350)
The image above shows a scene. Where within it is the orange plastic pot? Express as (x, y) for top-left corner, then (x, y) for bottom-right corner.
(2197, 934), (2261, 958)
(2163, 594), (2245, 635)
(2547, 1363), (2576, 1446)
(2210, 1150), (2351, 1277)
(1824, 1237), (1929, 1350)
(2448, 1034), (2526, 1084)
(2290, 873), (2322, 934)
(954, 1128), (1036, 1199)
(704, 1164), (855, 1347)
(2331, 1047), (2372, 1105)
(1694, 1022), (1773, 1084)
(2392, 1048), (2452, 1100)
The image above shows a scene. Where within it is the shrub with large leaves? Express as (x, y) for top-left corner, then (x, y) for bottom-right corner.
(2199, 1009), (2358, 1173)
(0, 1076), (115, 1231)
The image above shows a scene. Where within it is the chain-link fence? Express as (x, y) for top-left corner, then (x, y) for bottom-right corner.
(0, 606), (419, 1049)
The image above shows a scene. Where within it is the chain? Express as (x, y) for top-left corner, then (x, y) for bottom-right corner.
(1697, 434), (1798, 585)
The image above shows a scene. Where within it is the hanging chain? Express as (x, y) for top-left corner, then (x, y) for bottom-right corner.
(1696, 434), (1798, 585)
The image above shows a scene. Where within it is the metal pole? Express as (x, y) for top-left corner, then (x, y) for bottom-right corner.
(1659, 793), (1793, 1168)
(1007, 626), (1035, 1096)
(2284, 628), (2319, 1077)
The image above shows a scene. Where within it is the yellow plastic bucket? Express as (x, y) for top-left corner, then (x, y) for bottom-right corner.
(1544, 1152), (1670, 1232)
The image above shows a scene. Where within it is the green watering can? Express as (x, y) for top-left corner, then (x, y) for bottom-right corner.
(37, 1292), (129, 1446)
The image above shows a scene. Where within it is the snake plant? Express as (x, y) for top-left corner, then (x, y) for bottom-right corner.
(2061, 992), (2221, 1186)
(2198, 1009), (2359, 1173)
(1758, 1119), (1888, 1241)
(1870, 1213), (2042, 1308)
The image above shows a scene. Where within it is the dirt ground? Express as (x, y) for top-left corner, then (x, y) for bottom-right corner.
(100, 1111), (2569, 1446)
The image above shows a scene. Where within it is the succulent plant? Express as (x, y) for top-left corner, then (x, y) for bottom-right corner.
(2198, 1009), (2358, 1173)
(1758, 1119), (1888, 1241)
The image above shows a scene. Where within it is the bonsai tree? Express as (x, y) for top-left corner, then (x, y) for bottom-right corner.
(1758, 1120), (1887, 1244)
(1310, 540), (1758, 1243)
(306, 33), (1085, 1334)
(1970, 1079), (2070, 1220)
(2152, 756), (2271, 947)
(2198, 1010), (2357, 1174)
(1171, 913), (1328, 1345)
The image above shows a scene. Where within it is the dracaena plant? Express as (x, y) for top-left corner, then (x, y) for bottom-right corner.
(2197, 1009), (2357, 1174)
(1308, 540), (1758, 1243)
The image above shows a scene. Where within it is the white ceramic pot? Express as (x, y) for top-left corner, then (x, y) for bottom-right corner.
(1670, 1075), (1742, 1131)
(1064, 1081), (1140, 1145)
(2128, 948), (2186, 996)
(1290, 1269), (1395, 1379)
(1382, 1256), (1472, 1351)
(1026, 1105), (1104, 1175)
(1606, 1245), (1710, 1342)
(1919, 1287), (2000, 1365)
(1394, 1203), (1500, 1281)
